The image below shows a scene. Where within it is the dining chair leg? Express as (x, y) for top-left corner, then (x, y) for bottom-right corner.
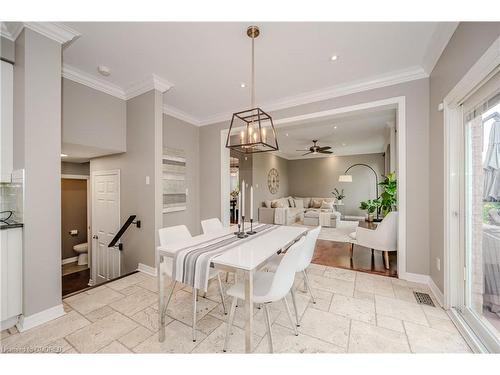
(263, 304), (274, 353)
(383, 251), (390, 269)
(349, 243), (354, 258)
(161, 280), (177, 323)
(282, 296), (298, 336)
(192, 288), (198, 342)
(223, 297), (238, 352)
(290, 287), (300, 327)
(217, 273), (227, 315)
(225, 272), (229, 283)
(302, 270), (316, 304)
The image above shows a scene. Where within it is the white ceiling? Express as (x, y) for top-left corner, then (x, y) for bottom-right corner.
(273, 107), (396, 160)
(55, 22), (455, 125)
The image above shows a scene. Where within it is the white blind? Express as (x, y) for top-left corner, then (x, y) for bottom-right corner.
(463, 68), (500, 122)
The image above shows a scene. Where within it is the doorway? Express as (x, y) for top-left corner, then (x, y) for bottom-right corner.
(61, 176), (91, 296)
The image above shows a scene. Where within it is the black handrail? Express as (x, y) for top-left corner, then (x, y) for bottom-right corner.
(108, 215), (141, 250)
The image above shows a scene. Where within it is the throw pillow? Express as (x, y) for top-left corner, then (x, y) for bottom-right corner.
(320, 200), (334, 210)
(271, 199), (285, 208)
(294, 197), (311, 208)
(287, 196), (295, 207)
(311, 198), (323, 208)
(264, 200), (272, 208)
(294, 199), (304, 209)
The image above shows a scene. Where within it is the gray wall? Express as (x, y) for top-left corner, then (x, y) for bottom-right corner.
(199, 78), (429, 275)
(1, 36), (15, 62)
(61, 161), (90, 176)
(162, 115), (201, 235)
(429, 22), (500, 292)
(14, 29), (62, 316)
(62, 78), (126, 155)
(90, 90), (163, 273)
(252, 153), (289, 213)
(288, 153), (385, 217)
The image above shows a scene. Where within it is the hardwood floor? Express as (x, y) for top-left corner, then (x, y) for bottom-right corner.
(312, 239), (398, 277)
(62, 268), (91, 296)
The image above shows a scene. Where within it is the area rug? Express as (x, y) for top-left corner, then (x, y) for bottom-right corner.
(293, 220), (359, 243)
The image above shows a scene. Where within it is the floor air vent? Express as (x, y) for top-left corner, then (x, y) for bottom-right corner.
(413, 291), (435, 307)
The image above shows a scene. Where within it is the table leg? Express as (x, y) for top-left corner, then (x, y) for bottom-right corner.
(158, 255), (165, 342)
(244, 270), (254, 353)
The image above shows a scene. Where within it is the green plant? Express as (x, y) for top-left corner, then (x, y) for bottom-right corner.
(378, 172), (397, 215)
(230, 187), (239, 199)
(331, 187), (345, 201)
(359, 199), (381, 214)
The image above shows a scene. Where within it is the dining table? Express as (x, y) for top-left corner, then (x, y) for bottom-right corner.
(156, 224), (309, 353)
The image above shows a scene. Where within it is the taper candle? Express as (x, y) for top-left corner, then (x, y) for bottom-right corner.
(250, 185), (254, 220)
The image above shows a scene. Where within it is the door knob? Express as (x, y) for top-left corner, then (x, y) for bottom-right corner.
(92, 235), (98, 239)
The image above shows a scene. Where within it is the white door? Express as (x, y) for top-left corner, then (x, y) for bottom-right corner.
(92, 170), (121, 284)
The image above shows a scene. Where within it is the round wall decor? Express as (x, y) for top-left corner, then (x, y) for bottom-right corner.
(267, 168), (280, 194)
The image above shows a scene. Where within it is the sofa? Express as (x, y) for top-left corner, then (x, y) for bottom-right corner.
(258, 196), (341, 227)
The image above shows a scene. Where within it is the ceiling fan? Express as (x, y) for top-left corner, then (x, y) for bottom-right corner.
(296, 140), (333, 156)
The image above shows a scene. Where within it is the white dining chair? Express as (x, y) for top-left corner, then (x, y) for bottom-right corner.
(222, 236), (306, 353)
(265, 226), (321, 327)
(158, 224), (227, 342)
(349, 212), (398, 269)
(201, 217), (224, 234)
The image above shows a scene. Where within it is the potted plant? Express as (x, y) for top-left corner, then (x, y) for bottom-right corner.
(378, 172), (397, 215)
(359, 199), (381, 222)
(331, 188), (346, 205)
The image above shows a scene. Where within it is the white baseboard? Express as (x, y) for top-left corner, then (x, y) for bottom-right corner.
(137, 263), (157, 277)
(428, 277), (445, 307)
(16, 304), (65, 332)
(1, 315), (20, 330)
(62, 256), (78, 265)
(400, 272), (430, 284)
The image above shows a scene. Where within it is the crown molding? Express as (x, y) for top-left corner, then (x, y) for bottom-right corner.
(62, 64), (126, 99)
(124, 74), (174, 100)
(198, 66), (428, 126)
(421, 22), (459, 75)
(0, 22), (23, 41)
(163, 104), (202, 126)
(24, 22), (80, 45)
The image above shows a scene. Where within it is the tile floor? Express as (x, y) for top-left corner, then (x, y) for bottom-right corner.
(0, 265), (472, 353)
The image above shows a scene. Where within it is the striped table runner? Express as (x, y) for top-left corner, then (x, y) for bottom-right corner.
(172, 223), (279, 291)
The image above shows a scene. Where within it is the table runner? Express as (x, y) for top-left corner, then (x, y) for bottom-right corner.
(172, 223), (279, 290)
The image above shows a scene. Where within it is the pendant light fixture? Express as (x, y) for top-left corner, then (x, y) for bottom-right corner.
(225, 26), (279, 154)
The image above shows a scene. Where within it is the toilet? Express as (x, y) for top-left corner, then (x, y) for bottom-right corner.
(73, 242), (88, 266)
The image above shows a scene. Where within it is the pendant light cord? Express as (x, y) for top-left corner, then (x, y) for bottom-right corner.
(251, 33), (255, 109)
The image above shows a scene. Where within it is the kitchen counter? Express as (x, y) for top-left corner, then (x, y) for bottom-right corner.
(0, 223), (23, 230)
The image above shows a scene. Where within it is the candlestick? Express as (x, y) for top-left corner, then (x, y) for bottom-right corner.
(247, 218), (256, 235)
(238, 216), (248, 238)
(241, 179), (245, 218)
(250, 185), (254, 221)
(237, 192), (241, 225)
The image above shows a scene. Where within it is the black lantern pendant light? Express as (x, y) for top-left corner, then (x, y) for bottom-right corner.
(225, 26), (279, 154)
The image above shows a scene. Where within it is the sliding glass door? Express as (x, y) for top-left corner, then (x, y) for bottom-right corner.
(459, 71), (500, 352)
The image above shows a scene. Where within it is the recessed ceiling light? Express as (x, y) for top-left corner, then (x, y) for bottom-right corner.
(286, 133), (289, 137)
(61, 153), (68, 157)
(240, 83), (246, 88)
(97, 65), (111, 76)
(333, 126), (338, 129)
(330, 55), (338, 61)
(342, 143), (346, 146)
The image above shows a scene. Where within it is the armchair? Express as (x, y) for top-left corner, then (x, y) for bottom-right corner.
(349, 212), (398, 269)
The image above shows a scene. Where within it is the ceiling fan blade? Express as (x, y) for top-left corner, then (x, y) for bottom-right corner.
(296, 149), (311, 152)
(317, 146), (331, 151)
(319, 150), (333, 154)
(302, 152), (313, 156)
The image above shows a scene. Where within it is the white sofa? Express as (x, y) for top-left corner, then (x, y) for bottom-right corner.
(258, 196), (341, 226)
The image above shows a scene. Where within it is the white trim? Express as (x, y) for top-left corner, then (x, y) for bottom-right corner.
(1, 315), (20, 331)
(61, 256), (78, 265)
(220, 96), (407, 278)
(61, 173), (90, 180)
(62, 64), (126, 100)
(137, 263), (157, 277)
(163, 104), (201, 126)
(124, 74), (174, 100)
(16, 304), (65, 332)
(444, 35), (500, 309)
(24, 22), (80, 45)
(201, 67), (426, 126)
(428, 276), (445, 307)
(400, 272), (430, 285)
(0, 22), (23, 41)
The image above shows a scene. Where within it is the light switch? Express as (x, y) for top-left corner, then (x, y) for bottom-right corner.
(145, 176), (150, 185)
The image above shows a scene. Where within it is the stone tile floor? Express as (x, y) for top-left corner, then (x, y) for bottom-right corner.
(0, 265), (472, 353)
